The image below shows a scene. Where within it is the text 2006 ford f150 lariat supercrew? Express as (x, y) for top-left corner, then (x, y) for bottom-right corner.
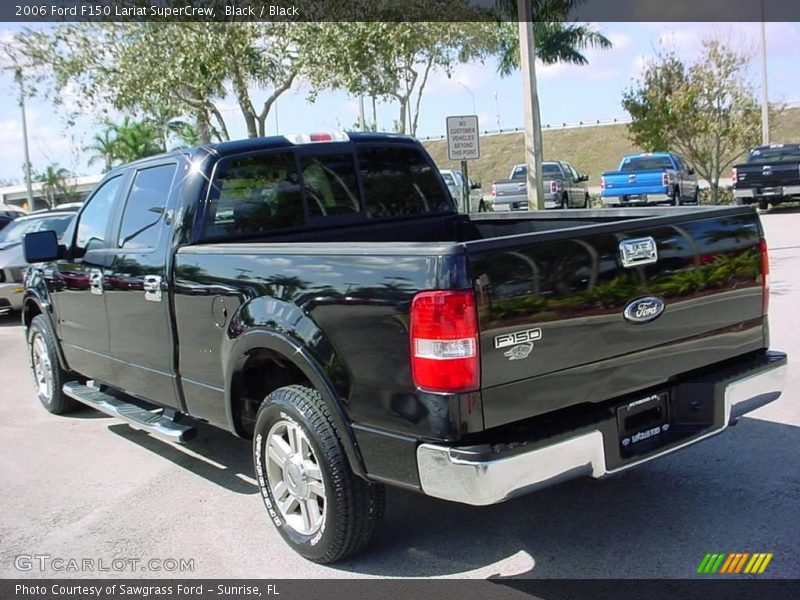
(21, 133), (786, 563)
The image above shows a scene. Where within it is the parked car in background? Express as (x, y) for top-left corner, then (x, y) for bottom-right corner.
(490, 161), (590, 210)
(0, 205), (26, 232)
(439, 169), (484, 212)
(0, 209), (76, 315)
(733, 143), (800, 210)
(601, 152), (698, 207)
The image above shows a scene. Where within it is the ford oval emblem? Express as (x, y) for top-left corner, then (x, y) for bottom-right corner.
(623, 296), (665, 324)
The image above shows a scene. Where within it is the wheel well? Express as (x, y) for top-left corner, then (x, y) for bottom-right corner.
(231, 348), (311, 438)
(23, 300), (41, 329)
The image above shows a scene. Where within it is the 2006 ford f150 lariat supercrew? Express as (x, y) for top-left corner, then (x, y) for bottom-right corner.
(21, 133), (786, 563)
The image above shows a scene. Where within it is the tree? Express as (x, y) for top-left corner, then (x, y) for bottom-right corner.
(35, 164), (72, 208)
(622, 38), (765, 204)
(306, 21), (500, 136)
(86, 129), (117, 173)
(9, 20), (314, 143)
(85, 118), (165, 170)
(495, 21), (612, 76)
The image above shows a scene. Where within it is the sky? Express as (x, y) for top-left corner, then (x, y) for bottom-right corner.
(0, 21), (798, 183)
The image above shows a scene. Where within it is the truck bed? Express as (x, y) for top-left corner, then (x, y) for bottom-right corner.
(175, 206), (766, 438)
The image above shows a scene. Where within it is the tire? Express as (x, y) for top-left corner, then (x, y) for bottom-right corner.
(561, 194), (569, 209)
(27, 315), (79, 414)
(692, 188), (699, 204)
(670, 188), (681, 206)
(478, 199), (487, 213)
(253, 384), (385, 563)
(758, 198), (769, 211)
(583, 193), (590, 209)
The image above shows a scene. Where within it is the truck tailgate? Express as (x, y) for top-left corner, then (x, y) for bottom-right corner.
(465, 209), (767, 428)
(603, 170), (665, 195)
(736, 163), (800, 189)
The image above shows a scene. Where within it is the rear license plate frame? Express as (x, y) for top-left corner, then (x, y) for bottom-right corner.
(617, 391), (670, 454)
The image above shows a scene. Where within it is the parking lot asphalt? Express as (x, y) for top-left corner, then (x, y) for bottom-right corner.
(0, 207), (798, 580)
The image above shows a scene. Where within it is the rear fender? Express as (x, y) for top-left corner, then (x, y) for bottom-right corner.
(222, 297), (365, 478)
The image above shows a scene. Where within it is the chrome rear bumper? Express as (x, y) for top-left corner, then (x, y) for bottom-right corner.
(417, 355), (787, 506)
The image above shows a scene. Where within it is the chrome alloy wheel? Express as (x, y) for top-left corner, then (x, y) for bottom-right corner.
(31, 333), (53, 400)
(265, 419), (326, 535)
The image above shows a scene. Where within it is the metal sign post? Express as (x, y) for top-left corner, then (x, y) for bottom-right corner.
(446, 115), (480, 213)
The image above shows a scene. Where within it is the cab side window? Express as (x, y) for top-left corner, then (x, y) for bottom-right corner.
(76, 176), (124, 253)
(118, 164), (177, 250)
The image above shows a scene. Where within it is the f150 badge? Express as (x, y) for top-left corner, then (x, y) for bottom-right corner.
(495, 328), (542, 361)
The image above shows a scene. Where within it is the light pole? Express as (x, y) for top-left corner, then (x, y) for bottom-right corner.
(759, 3), (770, 145)
(457, 82), (477, 114)
(493, 89), (501, 131)
(517, 0), (545, 210)
(15, 69), (35, 211)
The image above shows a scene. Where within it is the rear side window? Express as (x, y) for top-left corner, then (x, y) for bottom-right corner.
(118, 164), (176, 250)
(748, 147), (800, 163)
(358, 146), (451, 218)
(620, 156), (675, 171)
(301, 152), (360, 218)
(542, 164), (562, 177)
(511, 165), (526, 179)
(205, 152), (304, 238)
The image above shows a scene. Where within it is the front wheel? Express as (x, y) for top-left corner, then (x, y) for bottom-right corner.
(27, 315), (78, 414)
(758, 198), (769, 211)
(253, 384), (385, 563)
(583, 193), (590, 209)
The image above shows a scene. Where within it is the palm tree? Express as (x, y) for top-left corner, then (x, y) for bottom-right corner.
(496, 21), (612, 77)
(86, 125), (118, 173)
(110, 117), (164, 163)
(35, 164), (72, 209)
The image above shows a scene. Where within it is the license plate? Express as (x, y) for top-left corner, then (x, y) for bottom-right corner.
(762, 187), (781, 196)
(626, 194), (644, 201)
(617, 392), (669, 453)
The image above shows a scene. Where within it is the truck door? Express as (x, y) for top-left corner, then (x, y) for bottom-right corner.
(104, 162), (182, 409)
(52, 173), (127, 382)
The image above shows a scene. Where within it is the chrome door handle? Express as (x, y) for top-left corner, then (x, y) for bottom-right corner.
(143, 275), (162, 302)
(89, 269), (103, 296)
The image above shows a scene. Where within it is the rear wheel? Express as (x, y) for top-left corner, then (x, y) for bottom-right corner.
(27, 315), (78, 414)
(669, 188), (681, 206)
(253, 384), (385, 563)
(561, 194), (569, 209)
(758, 198), (769, 211)
(583, 193), (590, 208)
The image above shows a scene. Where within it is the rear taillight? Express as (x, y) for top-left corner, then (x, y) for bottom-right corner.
(600, 176), (606, 190)
(661, 172), (669, 187)
(760, 238), (769, 316)
(550, 180), (560, 193)
(490, 184), (496, 198)
(732, 167), (738, 183)
(410, 290), (479, 393)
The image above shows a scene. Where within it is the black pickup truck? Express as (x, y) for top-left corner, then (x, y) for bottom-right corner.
(22, 133), (786, 563)
(733, 143), (800, 210)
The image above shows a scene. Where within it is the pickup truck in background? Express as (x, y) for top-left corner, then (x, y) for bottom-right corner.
(22, 132), (785, 563)
(490, 161), (590, 210)
(602, 152), (699, 207)
(733, 143), (800, 210)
